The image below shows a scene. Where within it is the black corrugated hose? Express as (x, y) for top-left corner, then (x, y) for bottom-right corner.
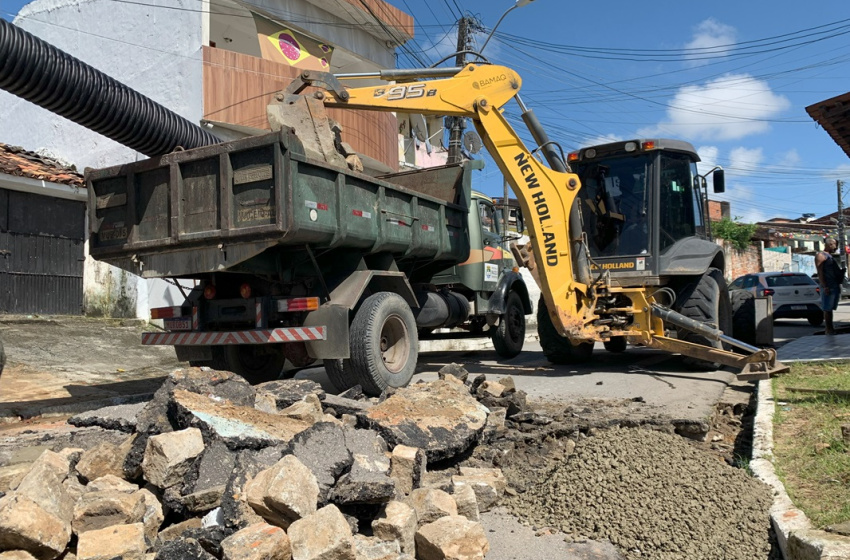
(0, 19), (220, 158)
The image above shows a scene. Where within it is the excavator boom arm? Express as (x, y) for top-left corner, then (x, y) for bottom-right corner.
(321, 64), (592, 335)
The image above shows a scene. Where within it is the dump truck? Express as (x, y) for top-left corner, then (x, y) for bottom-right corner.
(0, 20), (785, 396)
(86, 140), (531, 393)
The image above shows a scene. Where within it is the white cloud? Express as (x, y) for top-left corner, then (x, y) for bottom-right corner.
(823, 163), (850, 181)
(638, 74), (791, 141)
(697, 145), (719, 171)
(697, 146), (765, 221)
(581, 134), (623, 148)
(776, 149), (801, 168)
(423, 32), (462, 63)
(684, 19), (737, 66)
(729, 147), (763, 176)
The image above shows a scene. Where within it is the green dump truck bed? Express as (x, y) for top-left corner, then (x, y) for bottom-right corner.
(87, 130), (473, 278)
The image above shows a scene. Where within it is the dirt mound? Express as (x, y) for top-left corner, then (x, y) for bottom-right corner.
(503, 426), (773, 560)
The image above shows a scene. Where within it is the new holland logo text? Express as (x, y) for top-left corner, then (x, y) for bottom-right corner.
(514, 153), (558, 266)
(590, 261), (636, 270)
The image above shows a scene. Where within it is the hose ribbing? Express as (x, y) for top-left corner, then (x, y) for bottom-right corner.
(0, 19), (220, 157)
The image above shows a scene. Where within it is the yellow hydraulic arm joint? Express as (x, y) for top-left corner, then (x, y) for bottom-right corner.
(319, 64), (592, 338)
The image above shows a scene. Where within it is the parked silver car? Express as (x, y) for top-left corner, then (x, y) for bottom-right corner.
(729, 272), (823, 326)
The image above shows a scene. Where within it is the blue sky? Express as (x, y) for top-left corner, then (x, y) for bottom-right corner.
(382, 0), (850, 223)
(5, 0), (850, 223)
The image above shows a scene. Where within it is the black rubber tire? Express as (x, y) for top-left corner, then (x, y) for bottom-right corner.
(323, 358), (357, 393)
(224, 344), (286, 384)
(537, 297), (593, 364)
(807, 312), (824, 327)
(675, 268), (733, 370)
(492, 291), (526, 359)
(730, 290), (757, 345)
(188, 346), (229, 370)
(349, 292), (418, 396)
(603, 336), (627, 353)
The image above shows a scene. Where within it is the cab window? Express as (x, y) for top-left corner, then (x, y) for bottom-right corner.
(659, 153), (701, 251)
(479, 201), (499, 234)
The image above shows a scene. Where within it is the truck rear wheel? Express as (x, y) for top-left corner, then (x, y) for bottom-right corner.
(492, 291), (525, 359)
(537, 297), (593, 364)
(675, 268), (732, 370)
(224, 344), (287, 384)
(349, 292), (418, 396)
(323, 359), (357, 393)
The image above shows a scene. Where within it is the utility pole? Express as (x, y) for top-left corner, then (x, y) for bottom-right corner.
(840, 179), (847, 269)
(447, 16), (473, 164)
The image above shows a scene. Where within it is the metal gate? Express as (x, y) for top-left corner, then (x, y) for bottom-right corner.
(0, 188), (85, 315)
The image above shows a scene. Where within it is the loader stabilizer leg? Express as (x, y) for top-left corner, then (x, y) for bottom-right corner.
(649, 304), (789, 380)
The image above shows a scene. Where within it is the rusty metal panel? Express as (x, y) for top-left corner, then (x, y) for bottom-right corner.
(0, 190), (84, 315)
(180, 158), (220, 234)
(135, 167), (171, 242)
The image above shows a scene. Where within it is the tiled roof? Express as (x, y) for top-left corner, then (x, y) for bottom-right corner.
(0, 143), (85, 187)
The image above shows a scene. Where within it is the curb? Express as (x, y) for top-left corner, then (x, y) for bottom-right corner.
(751, 379), (850, 559)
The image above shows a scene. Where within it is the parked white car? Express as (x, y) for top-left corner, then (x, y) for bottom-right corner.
(729, 272), (823, 326)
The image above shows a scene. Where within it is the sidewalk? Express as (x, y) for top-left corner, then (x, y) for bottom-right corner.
(753, 333), (850, 559)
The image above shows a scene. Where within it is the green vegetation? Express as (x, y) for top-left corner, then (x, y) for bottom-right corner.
(773, 361), (850, 527)
(712, 217), (758, 251)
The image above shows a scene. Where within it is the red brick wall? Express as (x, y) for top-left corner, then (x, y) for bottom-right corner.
(718, 240), (762, 281)
(707, 200), (731, 222)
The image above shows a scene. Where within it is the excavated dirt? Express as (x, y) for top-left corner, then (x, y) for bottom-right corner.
(466, 394), (777, 560)
(502, 427), (772, 559)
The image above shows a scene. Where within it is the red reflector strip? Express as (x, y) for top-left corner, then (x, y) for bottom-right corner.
(151, 306), (184, 319)
(141, 327), (326, 346)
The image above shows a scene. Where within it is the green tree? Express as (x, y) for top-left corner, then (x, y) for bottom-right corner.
(712, 217), (757, 251)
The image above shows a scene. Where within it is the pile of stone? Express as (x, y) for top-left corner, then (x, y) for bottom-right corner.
(0, 364), (522, 560)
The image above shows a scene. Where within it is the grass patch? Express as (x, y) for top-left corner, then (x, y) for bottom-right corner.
(773, 361), (850, 527)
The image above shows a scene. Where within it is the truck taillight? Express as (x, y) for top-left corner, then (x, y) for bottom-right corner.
(151, 306), (185, 319)
(567, 152), (579, 162)
(277, 297), (320, 312)
(240, 283), (252, 299)
(203, 285), (217, 300)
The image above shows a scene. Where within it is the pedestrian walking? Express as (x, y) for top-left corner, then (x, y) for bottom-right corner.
(815, 237), (845, 335)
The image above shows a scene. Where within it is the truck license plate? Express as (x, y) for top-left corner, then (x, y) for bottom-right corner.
(164, 317), (192, 331)
(790, 305), (807, 311)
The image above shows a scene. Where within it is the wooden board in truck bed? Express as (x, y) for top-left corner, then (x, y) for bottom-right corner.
(86, 130), (473, 278)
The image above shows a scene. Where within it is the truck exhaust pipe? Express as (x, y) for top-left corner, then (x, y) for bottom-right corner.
(0, 19), (220, 157)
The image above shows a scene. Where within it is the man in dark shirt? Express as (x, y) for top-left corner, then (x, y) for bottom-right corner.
(815, 238), (843, 335)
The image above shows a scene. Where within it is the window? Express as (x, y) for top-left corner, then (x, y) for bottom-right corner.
(659, 153), (701, 251)
(766, 274), (815, 287)
(575, 154), (650, 257)
(479, 201), (498, 234)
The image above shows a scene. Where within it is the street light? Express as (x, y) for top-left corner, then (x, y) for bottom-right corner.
(479, 0), (537, 55)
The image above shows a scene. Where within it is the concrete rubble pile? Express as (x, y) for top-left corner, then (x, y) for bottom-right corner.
(0, 364), (524, 560)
